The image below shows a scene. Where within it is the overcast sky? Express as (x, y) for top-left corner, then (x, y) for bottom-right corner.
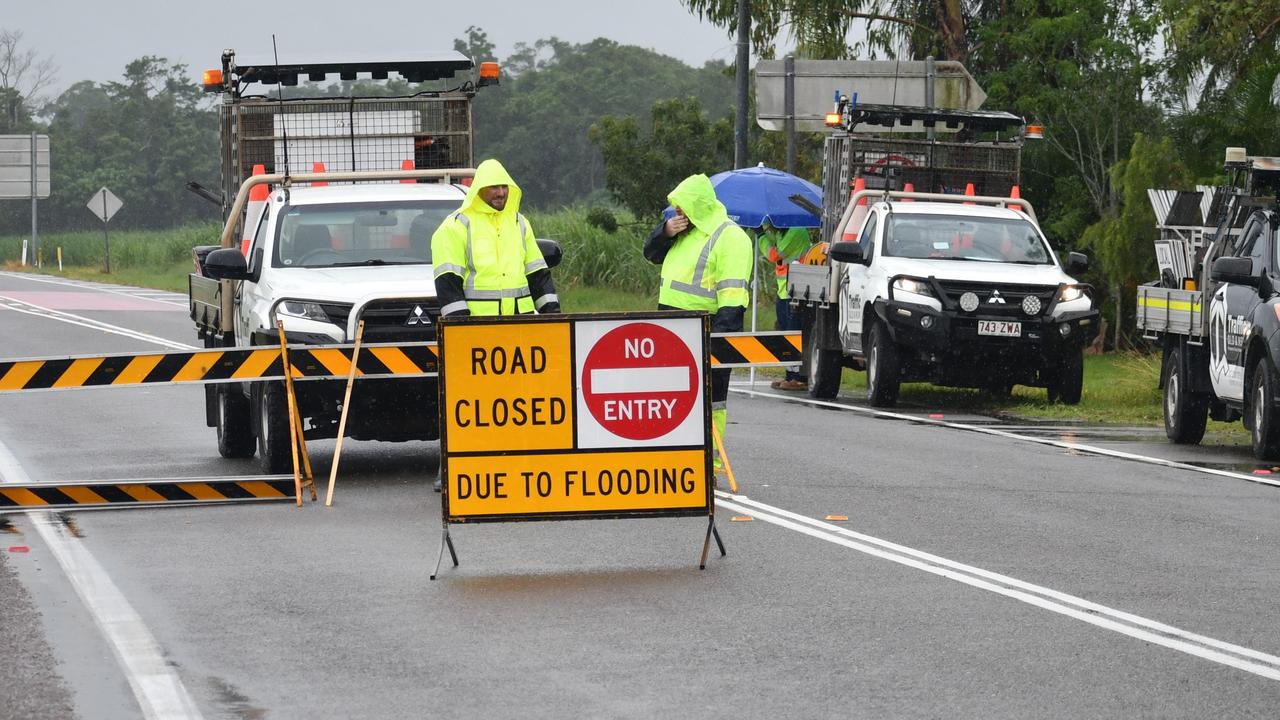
(10, 1), (755, 96)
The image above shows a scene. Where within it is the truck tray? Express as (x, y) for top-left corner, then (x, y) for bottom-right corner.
(1136, 283), (1204, 337)
(189, 273), (222, 334)
(787, 263), (834, 306)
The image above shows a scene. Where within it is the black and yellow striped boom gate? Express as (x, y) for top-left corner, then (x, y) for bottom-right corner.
(0, 327), (800, 513)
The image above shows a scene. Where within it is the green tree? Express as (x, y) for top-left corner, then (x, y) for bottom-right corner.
(0, 28), (57, 133)
(1080, 133), (1191, 348)
(469, 36), (736, 208)
(590, 97), (733, 219)
(33, 57), (219, 232)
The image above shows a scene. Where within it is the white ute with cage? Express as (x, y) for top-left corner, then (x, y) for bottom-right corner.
(187, 52), (558, 473)
(789, 100), (1100, 406)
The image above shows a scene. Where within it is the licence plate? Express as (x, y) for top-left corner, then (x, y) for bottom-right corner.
(977, 320), (1021, 337)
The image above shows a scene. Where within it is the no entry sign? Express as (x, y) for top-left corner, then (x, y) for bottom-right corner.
(579, 321), (702, 444)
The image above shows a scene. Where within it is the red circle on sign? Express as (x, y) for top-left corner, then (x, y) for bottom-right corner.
(582, 322), (699, 440)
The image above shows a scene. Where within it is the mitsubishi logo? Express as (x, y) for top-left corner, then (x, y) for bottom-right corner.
(405, 305), (428, 326)
(987, 290), (1006, 304)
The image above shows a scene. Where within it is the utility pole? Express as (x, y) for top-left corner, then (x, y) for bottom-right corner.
(734, 0), (750, 169)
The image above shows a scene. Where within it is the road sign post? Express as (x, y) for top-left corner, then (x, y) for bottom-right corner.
(433, 311), (724, 578)
(85, 187), (123, 273)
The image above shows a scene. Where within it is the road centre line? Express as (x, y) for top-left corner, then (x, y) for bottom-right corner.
(732, 387), (1280, 490)
(0, 295), (195, 351)
(0, 271), (187, 307)
(0, 439), (204, 719)
(715, 492), (1280, 681)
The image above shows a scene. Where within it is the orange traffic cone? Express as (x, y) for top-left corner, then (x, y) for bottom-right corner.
(841, 177), (869, 241)
(401, 159), (416, 184)
(241, 164), (269, 255)
(902, 182), (915, 202)
(1009, 185), (1021, 199)
(964, 182), (976, 205)
(311, 162), (327, 187)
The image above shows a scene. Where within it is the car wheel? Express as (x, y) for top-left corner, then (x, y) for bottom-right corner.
(216, 385), (256, 458)
(804, 312), (842, 399)
(866, 322), (900, 407)
(1251, 361), (1280, 460)
(1163, 346), (1207, 444)
(256, 381), (293, 474)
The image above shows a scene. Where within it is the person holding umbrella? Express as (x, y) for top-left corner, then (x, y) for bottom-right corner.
(644, 173), (753, 469)
(757, 221), (812, 390)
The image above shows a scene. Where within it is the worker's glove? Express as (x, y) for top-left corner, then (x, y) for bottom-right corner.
(539, 302), (561, 314)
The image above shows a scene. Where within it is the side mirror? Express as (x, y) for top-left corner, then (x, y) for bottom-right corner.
(1066, 251), (1089, 275)
(828, 240), (866, 265)
(536, 238), (562, 269)
(1210, 256), (1257, 286)
(203, 247), (251, 281)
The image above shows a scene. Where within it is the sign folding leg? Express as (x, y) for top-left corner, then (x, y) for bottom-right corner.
(700, 517), (726, 570)
(325, 320), (365, 506)
(430, 527), (458, 581)
(276, 321), (317, 506)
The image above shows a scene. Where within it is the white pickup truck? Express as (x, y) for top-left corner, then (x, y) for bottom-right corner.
(195, 171), (472, 472)
(792, 189), (1099, 406)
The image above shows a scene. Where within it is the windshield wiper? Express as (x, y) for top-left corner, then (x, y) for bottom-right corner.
(328, 259), (406, 267)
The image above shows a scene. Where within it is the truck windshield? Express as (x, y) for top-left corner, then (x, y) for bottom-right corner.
(884, 214), (1054, 264)
(272, 200), (457, 268)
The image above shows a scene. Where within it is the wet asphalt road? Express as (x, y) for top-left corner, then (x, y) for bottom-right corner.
(2, 270), (1280, 719)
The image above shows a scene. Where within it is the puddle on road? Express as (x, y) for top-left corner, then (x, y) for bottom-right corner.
(208, 676), (266, 720)
(55, 512), (84, 539)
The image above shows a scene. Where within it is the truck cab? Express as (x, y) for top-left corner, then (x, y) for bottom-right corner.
(822, 200), (1096, 405)
(188, 51), (504, 472)
(791, 99), (1099, 406)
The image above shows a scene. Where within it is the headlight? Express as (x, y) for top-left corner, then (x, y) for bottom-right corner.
(278, 300), (333, 322)
(892, 277), (932, 297)
(1058, 285), (1085, 303)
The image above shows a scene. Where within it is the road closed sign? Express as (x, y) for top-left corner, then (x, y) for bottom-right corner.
(438, 312), (711, 524)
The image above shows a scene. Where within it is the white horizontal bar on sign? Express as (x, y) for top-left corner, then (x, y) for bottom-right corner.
(590, 366), (689, 394)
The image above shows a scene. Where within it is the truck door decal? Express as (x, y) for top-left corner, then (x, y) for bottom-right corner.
(1208, 285), (1246, 401)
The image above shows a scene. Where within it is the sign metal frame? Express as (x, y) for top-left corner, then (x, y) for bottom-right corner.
(432, 311), (724, 578)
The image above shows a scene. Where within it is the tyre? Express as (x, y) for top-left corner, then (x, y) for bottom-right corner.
(216, 385), (256, 458)
(866, 322), (900, 407)
(1163, 346), (1207, 444)
(256, 382), (293, 474)
(804, 312), (842, 399)
(1046, 350), (1084, 405)
(1251, 361), (1280, 460)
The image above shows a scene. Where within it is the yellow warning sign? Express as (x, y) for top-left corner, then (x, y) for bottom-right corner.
(447, 449), (707, 518)
(437, 312), (712, 523)
(441, 321), (574, 453)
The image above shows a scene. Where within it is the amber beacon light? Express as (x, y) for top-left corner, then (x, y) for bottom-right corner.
(201, 69), (223, 93)
(478, 62), (500, 87)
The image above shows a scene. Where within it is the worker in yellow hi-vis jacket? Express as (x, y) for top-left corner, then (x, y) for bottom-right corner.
(431, 158), (560, 317)
(643, 173), (752, 468)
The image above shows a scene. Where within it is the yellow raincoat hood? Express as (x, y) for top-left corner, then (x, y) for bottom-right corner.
(460, 158), (523, 216)
(667, 174), (728, 234)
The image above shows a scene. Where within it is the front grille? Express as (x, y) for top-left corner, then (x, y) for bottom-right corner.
(320, 299), (441, 340)
(359, 298), (441, 341)
(935, 280), (1056, 317)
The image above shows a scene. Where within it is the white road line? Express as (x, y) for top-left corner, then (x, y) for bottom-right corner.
(0, 271), (187, 307)
(716, 491), (1280, 681)
(733, 387), (1280, 489)
(0, 295), (195, 351)
(0, 440), (204, 719)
